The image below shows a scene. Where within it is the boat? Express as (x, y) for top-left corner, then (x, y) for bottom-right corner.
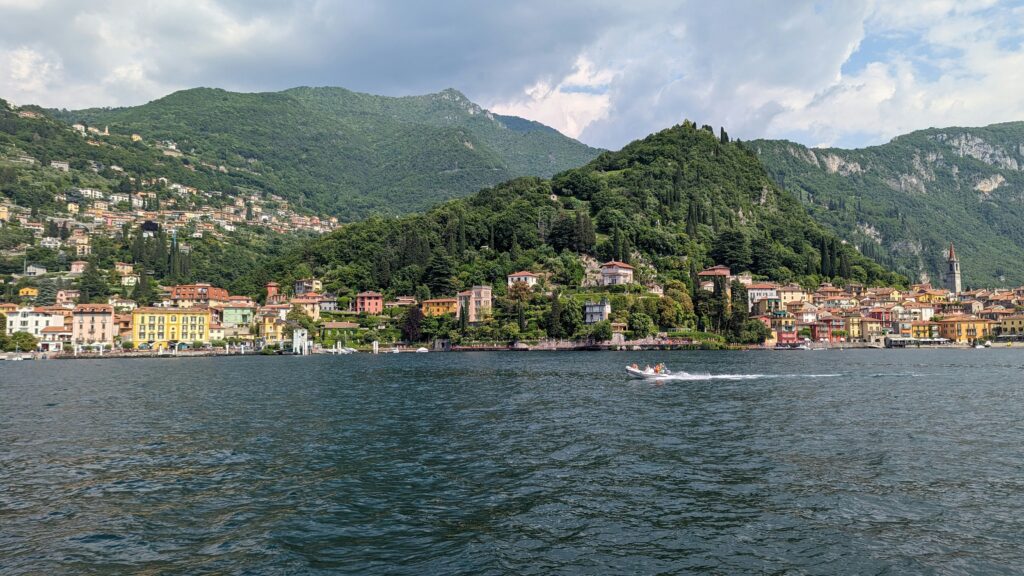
(415, 347), (429, 353)
(626, 366), (671, 379)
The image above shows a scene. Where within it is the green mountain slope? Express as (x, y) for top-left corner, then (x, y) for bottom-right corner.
(53, 87), (601, 220)
(243, 122), (902, 302)
(754, 122), (1024, 287)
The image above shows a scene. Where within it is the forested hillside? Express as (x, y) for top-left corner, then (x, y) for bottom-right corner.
(755, 122), (1024, 287)
(242, 122), (902, 321)
(54, 87), (601, 220)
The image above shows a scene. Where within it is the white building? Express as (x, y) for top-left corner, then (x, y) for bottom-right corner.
(746, 283), (779, 312)
(507, 270), (539, 288)
(4, 307), (63, 340)
(25, 264), (47, 277)
(584, 299), (611, 324)
(599, 261), (634, 286)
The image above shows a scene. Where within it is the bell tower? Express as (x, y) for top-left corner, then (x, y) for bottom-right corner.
(945, 242), (962, 294)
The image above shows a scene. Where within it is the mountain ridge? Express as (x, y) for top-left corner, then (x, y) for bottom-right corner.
(754, 121), (1024, 286)
(50, 86), (601, 220)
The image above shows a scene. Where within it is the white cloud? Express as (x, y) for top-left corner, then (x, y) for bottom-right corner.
(0, 1), (1022, 150)
(489, 57), (614, 139)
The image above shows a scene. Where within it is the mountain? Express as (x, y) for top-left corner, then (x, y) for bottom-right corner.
(243, 122), (902, 308)
(753, 122), (1024, 287)
(52, 87), (601, 220)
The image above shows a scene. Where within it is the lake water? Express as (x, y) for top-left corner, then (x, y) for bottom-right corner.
(2, 350), (1024, 574)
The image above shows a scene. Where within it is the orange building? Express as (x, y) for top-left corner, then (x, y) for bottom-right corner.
(421, 298), (458, 317)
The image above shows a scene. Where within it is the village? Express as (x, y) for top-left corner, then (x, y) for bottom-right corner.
(2, 234), (1023, 359)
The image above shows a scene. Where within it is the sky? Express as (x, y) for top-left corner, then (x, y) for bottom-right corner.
(2, 0), (1023, 150)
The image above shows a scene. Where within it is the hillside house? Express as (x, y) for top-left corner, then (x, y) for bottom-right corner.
(507, 271), (539, 288)
(600, 261), (635, 286)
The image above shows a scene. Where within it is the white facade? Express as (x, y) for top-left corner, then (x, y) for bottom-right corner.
(600, 262), (634, 286)
(4, 308), (63, 339)
(584, 300), (611, 324)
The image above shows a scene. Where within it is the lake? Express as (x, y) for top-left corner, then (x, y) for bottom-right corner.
(2, 349), (1024, 574)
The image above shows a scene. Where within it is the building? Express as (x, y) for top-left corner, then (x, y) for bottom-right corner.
(935, 315), (993, 344)
(294, 278), (323, 296)
(584, 299), (611, 324)
(290, 294), (322, 321)
(457, 285), (492, 323)
(507, 271), (539, 288)
(72, 304), (116, 347)
(220, 302), (256, 327)
(50, 160), (70, 172)
(318, 294), (339, 312)
(385, 296), (417, 309)
(40, 237), (62, 249)
(19, 287), (39, 299)
(131, 307), (211, 349)
(39, 325), (71, 352)
(167, 284), (229, 307)
(265, 282), (287, 305)
(4, 307), (62, 340)
(56, 289), (80, 306)
(421, 298), (458, 317)
(25, 264), (46, 277)
(600, 261), (635, 286)
(115, 262), (134, 276)
(697, 265), (732, 292)
(70, 260), (88, 275)
(259, 310), (286, 346)
(746, 283), (779, 312)
(1000, 315), (1024, 336)
(945, 242), (962, 295)
(356, 291), (384, 315)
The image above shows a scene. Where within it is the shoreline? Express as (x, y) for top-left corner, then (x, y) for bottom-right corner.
(4, 340), (1021, 361)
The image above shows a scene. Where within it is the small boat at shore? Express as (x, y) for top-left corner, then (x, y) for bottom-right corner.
(626, 365), (672, 379)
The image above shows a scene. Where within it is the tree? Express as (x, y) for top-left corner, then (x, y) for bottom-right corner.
(710, 228), (752, 271)
(589, 320), (613, 342)
(78, 260), (109, 302)
(402, 305), (424, 342)
(546, 292), (563, 339)
(560, 299), (583, 338)
(4, 331), (38, 352)
(132, 275), (154, 306)
(574, 211), (596, 253)
(628, 311), (656, 338)
(424, 249), (455, 296)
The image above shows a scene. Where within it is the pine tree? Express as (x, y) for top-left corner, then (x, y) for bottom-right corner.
(547, 292), (563, 339)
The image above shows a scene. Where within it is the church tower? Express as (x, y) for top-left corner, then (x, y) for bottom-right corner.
(945, 242), (962, 294)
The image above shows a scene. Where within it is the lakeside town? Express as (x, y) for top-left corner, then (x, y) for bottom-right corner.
(2, 229), (1023, 359)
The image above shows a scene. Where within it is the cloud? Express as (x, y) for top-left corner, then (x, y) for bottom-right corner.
(0, 0), (1022, 150)
(489, 57), (613, 139)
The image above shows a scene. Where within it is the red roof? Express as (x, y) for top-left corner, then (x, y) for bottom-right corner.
(356, 291), (382, 297)
(601, 261), (635, 270)
(698, 265), (731, 276)
(509, 270), (538, 277)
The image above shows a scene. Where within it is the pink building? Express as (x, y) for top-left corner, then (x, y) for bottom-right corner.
(72, 303), (115, 347)
(70, 260), (88, 275)
(356, 291), (384, 314)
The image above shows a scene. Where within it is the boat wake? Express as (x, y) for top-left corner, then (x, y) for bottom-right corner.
(644, 372), (842, 381)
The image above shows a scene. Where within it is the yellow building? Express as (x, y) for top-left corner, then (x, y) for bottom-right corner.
(132, 307), (211, 349)
(259, 312), (286, 345)
(935, 315), (994, 344)
(0, 204), (9, 221)
(911, 321), (940, 339)
(421, 298), (458, 317)
(19, 286), (39, 298)
(999, 315), (1024, 336)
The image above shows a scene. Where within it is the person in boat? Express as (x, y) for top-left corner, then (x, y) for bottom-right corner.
(630, 363), (639, 370)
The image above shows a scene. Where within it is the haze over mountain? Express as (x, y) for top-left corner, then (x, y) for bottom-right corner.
(755, 122), (1024, 286)
(53, 87), (600, 220)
